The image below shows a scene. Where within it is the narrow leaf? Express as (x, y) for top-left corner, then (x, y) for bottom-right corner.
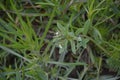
(0, 45), (31, 63)
(83, 19), (91, 35)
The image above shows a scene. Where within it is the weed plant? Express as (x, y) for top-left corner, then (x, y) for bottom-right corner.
(0, 0), (120, 80)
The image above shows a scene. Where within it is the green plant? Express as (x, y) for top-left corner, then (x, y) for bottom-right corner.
(0, 0), (120, 80)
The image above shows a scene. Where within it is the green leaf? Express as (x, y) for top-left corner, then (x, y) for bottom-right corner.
(93, 27), (103, 44)
(47, 61), (87, 66)
(75, 28), (84, 36)
(0, 45), (31, 63)
(81, 38), (89, 48)
(36, 2), (55, 6)
(0, 19), (16, 33)
(57, 22), (67, 35)
(70, 40), (76, 54)
(83, 19), (91, 35)
(59, 39), (68, 54)
(37, 70), (48, 80)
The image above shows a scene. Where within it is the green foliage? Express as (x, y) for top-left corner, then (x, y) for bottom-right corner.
(106, 38), (120, 74)
(0, 0), (120, 80)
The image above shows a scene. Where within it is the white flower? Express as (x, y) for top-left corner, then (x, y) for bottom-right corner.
(59, 44), (62, 49)
(55, 32), (59, 35)
(77, 36), (82, 41)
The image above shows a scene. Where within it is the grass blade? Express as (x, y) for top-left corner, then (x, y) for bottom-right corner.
(0, 45), (31, 63)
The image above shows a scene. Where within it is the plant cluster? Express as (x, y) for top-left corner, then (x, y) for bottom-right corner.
(0, 0), (120, 80)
